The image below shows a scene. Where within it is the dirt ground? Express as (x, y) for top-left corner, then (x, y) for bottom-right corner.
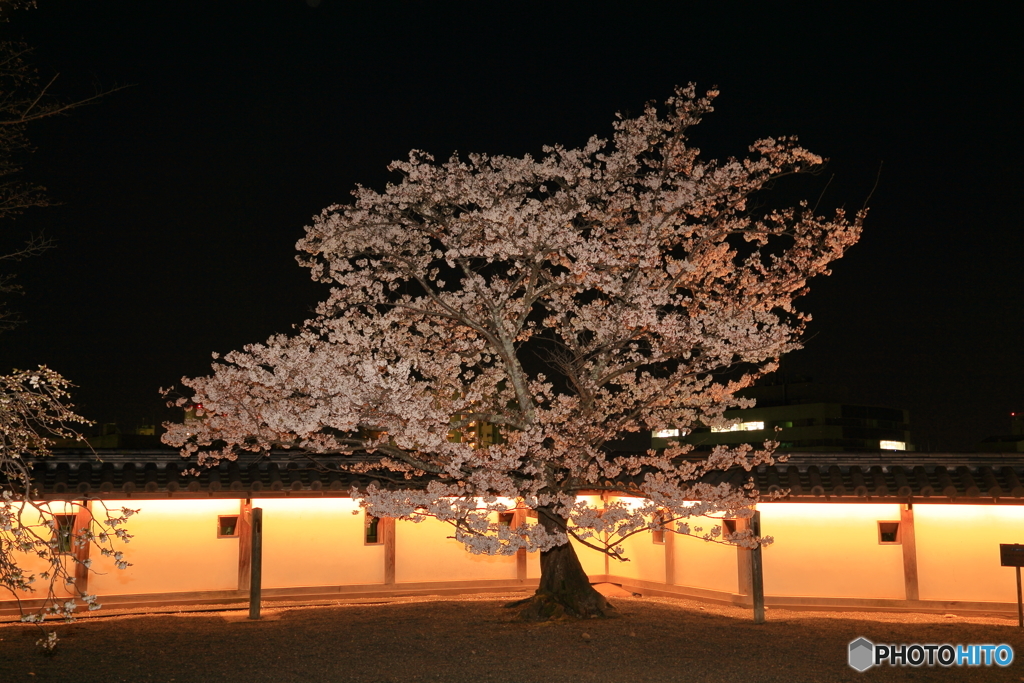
(2, 592), (1024, 683)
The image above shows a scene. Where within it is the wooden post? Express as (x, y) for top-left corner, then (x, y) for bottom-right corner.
(1017, 566), (1023, 628)
(600, 493), (610, 579)
(900, 503), (920, 601)
(998, 544), (1024, 626)
(72, 500), (92, 594)
(237, 499), (252, 592)
(664, 520), (676, 586)
(736, 519), (752, 598)
(248, 507), (263, 620)
(513, 507), (527, 582)
(382, 517), (396, 586)
(749, 510), (765, 624)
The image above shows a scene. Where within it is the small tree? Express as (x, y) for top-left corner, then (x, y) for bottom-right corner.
(0, 367), (136, 643)
(0, 2), (133, 648)
(165, 86), (862, 618)
(0, 4), (128, 329)
(0, 36), (122, 217)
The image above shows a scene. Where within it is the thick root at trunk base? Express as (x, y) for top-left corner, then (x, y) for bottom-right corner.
(510, 534), (617, 620)
(513, 588), (616, 621)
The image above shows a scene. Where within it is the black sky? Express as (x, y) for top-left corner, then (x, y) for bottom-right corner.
(0, 2), (1020, 451)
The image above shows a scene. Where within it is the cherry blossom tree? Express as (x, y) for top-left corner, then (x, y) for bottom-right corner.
(0, 367), (136, 649)
(165, 86), (862, 619)
(0, 3), (134, 648)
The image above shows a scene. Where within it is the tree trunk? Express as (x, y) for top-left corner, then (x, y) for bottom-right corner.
(513, 507), (615, 620)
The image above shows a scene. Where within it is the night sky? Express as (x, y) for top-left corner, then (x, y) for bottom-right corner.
(0, 2), (1019, 451)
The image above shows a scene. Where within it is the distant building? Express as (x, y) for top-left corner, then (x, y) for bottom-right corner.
(50, 422), (168, 450)
(975, 412), (1024, 453)
(658, 382), (914, 453)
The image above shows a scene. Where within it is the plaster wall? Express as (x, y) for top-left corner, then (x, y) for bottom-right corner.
(526, 547), (541, 579)
(88, 499), (239, 595)
(672, 529), (739, 593)
(570, 536), (608, 577)
(255, 497), (384, 588)
(571, 496), (610, 578)
(395, 516), (516, 583)
(613, 527), (666, 583)
(759, 503), (905, 599)
(600, 496), (665, 584)
(18, 496), (1024, 609)
(915, 504), (1024, 603)
(3, 501), (80, 599)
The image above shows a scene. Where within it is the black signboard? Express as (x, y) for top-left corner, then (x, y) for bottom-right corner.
(1001, 544), (1024, 567)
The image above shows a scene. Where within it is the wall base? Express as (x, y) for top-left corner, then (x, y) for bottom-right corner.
(0, 578), (539, 619)
(4, 574), (1018, 621)
(600, 574), (1021, 618)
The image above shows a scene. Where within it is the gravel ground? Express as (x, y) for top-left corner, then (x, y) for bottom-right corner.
(2, 592), (1024, 683)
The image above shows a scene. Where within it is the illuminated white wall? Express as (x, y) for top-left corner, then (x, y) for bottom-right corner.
(599, 496), (661, 583)
(2, 501), (81, 600)
(915, 505), (1024, 603)
(571, 496), (611, 577)
(88, 499), (239, 596)
(395, 516), (517, 583)
(255, 497), (384, 588)
(13, 496), (1024, 609)
(569, 536), (608, 577)
(759, 503), (905, 599)
(672, 530), (739, 594)
(613, 527), (666, 583)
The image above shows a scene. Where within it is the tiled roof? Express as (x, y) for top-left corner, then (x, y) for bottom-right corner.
(13, 450), (1024, 503)
(748, 453), (1024, 502)
(20, 450), (377, 498)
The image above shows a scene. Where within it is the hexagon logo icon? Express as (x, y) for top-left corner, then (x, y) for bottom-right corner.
(848, 637), (875, 672)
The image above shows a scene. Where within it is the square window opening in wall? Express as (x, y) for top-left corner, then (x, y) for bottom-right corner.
(498, 512), (515, 527)
(365, 514), (382, 545)
(878, 521), (901, 544)
(53, 514), (76, 554)
(722, 519), (739, 537)
(217, 515), (239, 538)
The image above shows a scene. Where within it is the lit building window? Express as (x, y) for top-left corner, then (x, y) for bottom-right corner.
(711, 421), (765, 433)
(879, 440), (906, 451)
(653, 429), (681, 438)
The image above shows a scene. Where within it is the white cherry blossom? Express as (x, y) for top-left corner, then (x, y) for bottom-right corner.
(1, 366), (135, 645)
(166, 86), (862, 617)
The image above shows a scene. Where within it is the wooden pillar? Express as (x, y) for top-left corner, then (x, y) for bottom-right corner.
(749, 510), (765, 624)
(1016, 567), (1023, 628)
(664, 519), (676, 586)
(237, 499), (252, 592)
(248, 507), (263, 620)
(901, 503), (920, 601)
(381, 517), (396, 586)
(72, 500), (92, 594)
(736, 518), (752, 599)
(513, 508), (527, 582)
(600, 493), (610, 578)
